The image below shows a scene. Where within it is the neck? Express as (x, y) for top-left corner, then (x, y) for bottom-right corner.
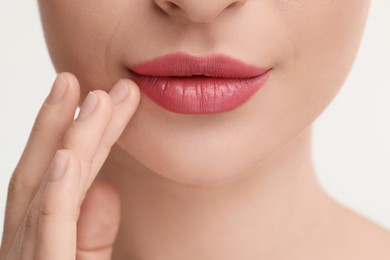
(98, 126), (336, 259)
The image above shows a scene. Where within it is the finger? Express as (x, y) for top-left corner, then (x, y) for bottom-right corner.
(86, 79), (140, 188)
(59, 89), (114, 195)
(1, 72), (80, 253)
(5, 166), (55, 260)
(20, 150), (81, 260)
(76, 180), (121, 260)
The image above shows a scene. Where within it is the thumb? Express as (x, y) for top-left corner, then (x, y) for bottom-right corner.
(76, 180), (121, 260)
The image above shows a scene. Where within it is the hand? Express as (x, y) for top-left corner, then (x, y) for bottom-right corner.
(0, 72), (140, 260)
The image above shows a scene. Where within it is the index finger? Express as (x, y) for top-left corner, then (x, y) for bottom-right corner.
(1, 72), (80, 253)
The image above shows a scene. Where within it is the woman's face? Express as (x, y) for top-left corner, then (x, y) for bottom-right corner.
(38, 0), (370, 185)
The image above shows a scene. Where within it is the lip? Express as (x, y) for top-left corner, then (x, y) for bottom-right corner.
(128, 52), (271, 114)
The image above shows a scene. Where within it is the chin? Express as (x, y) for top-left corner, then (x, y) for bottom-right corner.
(116, 142), (268, 186)
(114, 106), (302, 187)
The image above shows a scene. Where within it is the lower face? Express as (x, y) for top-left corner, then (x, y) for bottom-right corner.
(38, 0), (370, 185)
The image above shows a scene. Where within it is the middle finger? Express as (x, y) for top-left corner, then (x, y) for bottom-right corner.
(60, 89), (114, 193)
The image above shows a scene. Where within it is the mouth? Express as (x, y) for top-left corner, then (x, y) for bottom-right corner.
(127, 52), (271, 114)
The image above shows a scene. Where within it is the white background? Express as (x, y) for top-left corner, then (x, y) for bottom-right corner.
(1, 1), (389, 238)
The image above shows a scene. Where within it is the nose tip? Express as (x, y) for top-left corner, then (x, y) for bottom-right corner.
(154, 0), (247, 23)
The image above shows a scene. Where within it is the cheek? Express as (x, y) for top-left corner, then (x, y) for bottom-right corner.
(262, 1), (371, 141)
(281, 1), (371, 101)
(38, 0), (129, 97)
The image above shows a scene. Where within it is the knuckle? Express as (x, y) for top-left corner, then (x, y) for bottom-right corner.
(24, 206), (39, 232)
(61, 149), (86, 168)
(62, 152), (94, 175)
(38, 199), (56, 219)
(57, 148), (72, 159)
(58, 149), (82, 178)
(61, 133), (76, 150)
(30, 112), (48, 138)
(61, 135), (99, 170)
(8, 166), (31, 198)
(31, 98), (58, 131)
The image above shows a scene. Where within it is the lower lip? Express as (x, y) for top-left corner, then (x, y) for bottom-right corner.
(129, 70), (271, 114)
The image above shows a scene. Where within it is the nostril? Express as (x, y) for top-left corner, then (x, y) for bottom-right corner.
(154, 1), (182, 16)
(226, 2), (237, 9)
(155, 0), (247, 22)
(166, 2), (180, 11)
(227, 1), (246, 10)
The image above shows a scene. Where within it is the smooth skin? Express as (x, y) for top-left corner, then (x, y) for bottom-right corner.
(0, 73), (140, 259)
(2, 0), (390, 259)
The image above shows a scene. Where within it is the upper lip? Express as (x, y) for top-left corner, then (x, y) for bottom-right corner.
(128, 52), (270, 78)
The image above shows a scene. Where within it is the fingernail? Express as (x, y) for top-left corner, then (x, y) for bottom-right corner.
(110, 80), (129, 106)
(46, 74), (68, 105)
(76, 91), (98, 121)
(50, 151), (69, 182)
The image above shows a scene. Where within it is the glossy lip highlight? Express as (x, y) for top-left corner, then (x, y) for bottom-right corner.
(127, 52), (271, 114)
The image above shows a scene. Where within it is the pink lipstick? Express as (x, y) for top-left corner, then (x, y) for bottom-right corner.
(128, 52), (271, 114)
